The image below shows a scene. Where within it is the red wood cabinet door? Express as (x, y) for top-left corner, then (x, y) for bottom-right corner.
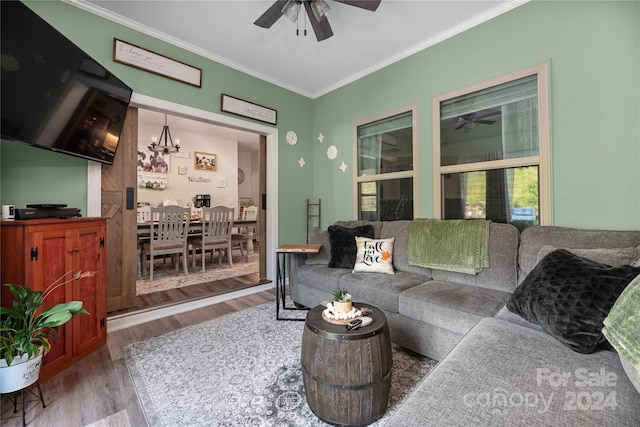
(31, 228), (75, 378)
(72, 224), (107, 356)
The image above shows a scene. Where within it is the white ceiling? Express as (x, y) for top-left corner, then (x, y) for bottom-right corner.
(70, 0), (526, 99)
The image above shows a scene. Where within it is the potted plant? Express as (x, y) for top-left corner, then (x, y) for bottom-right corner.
(332, 289), (353, 313)
(0, 270), (92, 393)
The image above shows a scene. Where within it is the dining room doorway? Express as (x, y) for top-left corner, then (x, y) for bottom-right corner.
(101, 94), (277, 315)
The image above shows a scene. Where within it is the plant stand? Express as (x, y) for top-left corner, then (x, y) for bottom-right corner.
(1, 381), (47, 427)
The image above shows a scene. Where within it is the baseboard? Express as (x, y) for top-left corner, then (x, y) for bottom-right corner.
(107, 283), (274, 332)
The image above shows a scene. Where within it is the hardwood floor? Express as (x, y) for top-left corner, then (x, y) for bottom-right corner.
(108, 272), (269, 317)
(0, 289), (277, 427)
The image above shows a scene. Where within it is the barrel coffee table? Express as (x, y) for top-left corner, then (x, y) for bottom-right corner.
(301, 304), (392, 426)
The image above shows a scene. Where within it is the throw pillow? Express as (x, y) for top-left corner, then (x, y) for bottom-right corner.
(352, 237), (395, 275)
(327, 224), (374, 269)
(602, 274), (640, 392)
(507, 249), (640, 353)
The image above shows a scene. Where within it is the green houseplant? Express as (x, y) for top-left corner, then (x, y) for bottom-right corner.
(0, 270), (91, 392)
(332, 289), (353, 313)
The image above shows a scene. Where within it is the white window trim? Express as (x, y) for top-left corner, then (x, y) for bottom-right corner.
(352, 104), (419, 219)
(432, 62), (551, 225)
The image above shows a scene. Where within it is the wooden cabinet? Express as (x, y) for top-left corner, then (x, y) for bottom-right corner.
(1, 218), (107, 382)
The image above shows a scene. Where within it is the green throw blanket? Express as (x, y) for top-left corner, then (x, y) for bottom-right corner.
(407, 218), (490, 275)
(602, 274), (640, 374)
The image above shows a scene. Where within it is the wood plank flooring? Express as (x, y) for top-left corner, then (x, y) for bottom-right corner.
(0, 289), (277, 427)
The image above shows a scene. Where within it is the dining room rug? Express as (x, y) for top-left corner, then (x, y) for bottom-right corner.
(136, 256), (258, 295)
(123, 302), (435, 426)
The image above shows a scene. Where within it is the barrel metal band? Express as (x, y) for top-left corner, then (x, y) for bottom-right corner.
(305, 323), (381, 341)
(302, 364), (392, 391)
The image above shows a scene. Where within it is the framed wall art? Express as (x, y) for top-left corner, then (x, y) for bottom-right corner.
(194, 152), (217, 172)
(137, 143), (170, 173)
(221, 94), (277, 125)
(113, 39), (202, 87)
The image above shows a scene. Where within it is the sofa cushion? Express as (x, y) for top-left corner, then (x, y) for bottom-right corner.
(536, 244), (639, 267)
(338, 271), (429, 313)
(352, 236), (395, 275)
(400, 281), (510, 335)
(386, 317), (640, 426)
(507, 249), (640, 353)
(305, 227), (331, 265)
(430, 222), (519, 293)
(518, 226), (640, 282)
(297, 264), (350, 293)
(327, 224), (374, 268)
(380, 220), (432, 277)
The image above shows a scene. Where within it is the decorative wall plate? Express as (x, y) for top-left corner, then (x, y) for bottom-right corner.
(286, 130), (298, 145)
(327, 145), (338, 160)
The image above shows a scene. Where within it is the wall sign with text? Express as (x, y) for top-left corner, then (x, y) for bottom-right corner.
(221, 94), (277, 125)
(113, 39), (202, 87)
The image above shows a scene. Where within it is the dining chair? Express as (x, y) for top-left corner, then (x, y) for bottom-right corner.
(190, 206), (235, 271)
(232, 205), (257, 259)
(141, 205), (191, 280)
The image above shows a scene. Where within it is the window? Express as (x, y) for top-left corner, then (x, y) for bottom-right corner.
(354, 108), (417, 220)
(433, 63), (550, 229)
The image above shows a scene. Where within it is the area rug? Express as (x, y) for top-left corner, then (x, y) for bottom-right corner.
(123, 303), (435, 426)
(137, 256), (258, 295)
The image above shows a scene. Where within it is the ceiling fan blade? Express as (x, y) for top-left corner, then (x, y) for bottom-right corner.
(254, 0), (288, 28)
(477, 120), (496, 125)
(304, 1), (333, 41)
(455, 123), (466, 130)
(333, 0), (382, 12)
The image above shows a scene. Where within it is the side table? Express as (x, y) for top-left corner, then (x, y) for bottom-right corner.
(275, 244), (322, 320)
(301, 304), (392, 425)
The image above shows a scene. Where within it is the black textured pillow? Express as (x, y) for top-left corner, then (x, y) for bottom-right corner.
(507, 249), (640, 353)
(327, 224), (374, 268)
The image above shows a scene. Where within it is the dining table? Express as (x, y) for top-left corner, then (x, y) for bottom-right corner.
(136, 216), (257, 277)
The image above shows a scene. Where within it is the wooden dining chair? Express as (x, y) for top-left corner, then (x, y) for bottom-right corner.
(232, 205), (257, 259)
(190, 206), (235, 271)
(141, 205), (191, 280)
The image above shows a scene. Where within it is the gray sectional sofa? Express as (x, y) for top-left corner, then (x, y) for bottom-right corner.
(290, 220), (640, 426)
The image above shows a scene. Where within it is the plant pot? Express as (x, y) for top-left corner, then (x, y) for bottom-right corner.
(0, 351), (44, 393)
(333, 300), (352, 313)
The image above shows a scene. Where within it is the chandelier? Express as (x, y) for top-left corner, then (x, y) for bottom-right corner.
(151, 114), (180, 153)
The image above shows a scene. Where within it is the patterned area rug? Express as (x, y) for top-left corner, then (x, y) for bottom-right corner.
(123, 303), (435, 426)
(137, 255), (258, 295)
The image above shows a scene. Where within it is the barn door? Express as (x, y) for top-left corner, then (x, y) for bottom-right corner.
(102, 107), (138, 312)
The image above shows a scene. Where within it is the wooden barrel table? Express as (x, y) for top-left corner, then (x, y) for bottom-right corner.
(301, 304), (392, 426)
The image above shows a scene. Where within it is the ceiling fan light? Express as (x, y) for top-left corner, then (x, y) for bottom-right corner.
(282, 0), (300, 22)
(311, 0), (330, 21)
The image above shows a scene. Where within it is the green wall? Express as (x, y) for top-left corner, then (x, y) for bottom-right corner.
(312, 0), (640, 230)
(0, 0), (314, 244)
(2, 0), (639, 244)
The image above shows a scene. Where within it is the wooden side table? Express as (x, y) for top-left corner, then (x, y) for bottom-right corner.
(301, 304), (392, 425)
(275, 244), (322, 321)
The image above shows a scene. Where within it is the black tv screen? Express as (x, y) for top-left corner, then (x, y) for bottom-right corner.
(1, 1), (132, 165)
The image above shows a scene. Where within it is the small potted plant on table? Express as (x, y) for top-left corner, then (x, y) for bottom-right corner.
(0, 271), (91, 393)
(332, 289), (353, 313)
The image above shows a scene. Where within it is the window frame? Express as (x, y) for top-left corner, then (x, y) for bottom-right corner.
(353, 105), (419, 220)
(432, 63), (551, 225)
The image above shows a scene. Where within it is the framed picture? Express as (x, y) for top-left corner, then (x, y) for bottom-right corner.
(113, 39), (202, 88)
(137, 143), (170, 173)
(194, 152), (217, 172)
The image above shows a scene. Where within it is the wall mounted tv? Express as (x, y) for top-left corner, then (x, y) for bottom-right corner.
(1, 1), (132, 165)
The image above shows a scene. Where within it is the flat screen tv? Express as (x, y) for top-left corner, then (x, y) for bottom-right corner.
(1, 1), (132, 165)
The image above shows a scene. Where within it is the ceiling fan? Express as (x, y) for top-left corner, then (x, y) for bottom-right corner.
(455, 113), (497, 132)
(254, 0), (382, 42)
